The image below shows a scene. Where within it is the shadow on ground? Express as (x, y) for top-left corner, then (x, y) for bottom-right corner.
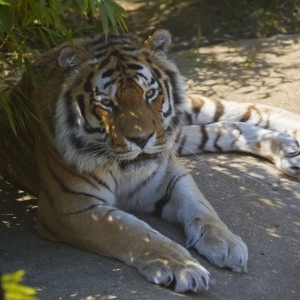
(1, 151), (299, 299)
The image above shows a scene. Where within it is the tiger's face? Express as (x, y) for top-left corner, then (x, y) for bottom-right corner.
(54, 30), (186, 172)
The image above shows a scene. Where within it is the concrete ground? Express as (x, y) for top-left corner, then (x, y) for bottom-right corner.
(1, 35), (300, 300)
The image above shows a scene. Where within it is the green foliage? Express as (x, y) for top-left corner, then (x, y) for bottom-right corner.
(1, 269), (39, 300)
(0, 0), (127, 133)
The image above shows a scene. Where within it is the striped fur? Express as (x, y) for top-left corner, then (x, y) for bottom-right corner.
(0, 29), (299, 293)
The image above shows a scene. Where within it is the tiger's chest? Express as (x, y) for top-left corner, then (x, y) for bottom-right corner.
(105, 158), (171, 212)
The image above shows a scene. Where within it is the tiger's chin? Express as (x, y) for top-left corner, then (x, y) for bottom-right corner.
(119, 153), (160, 172)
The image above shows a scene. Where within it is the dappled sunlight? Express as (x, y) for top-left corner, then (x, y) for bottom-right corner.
(181, 151), (300, 224)
(174, 35), (300, 114)
(1, 179), (37, 229)
(260, 198), (282, 209)
(265, 228), (282, 239)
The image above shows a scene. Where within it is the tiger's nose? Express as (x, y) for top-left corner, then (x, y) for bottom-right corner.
(125, 131), (155, 149)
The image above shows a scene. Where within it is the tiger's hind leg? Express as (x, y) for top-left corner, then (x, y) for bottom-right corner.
(177, 122), (300, 179)
(180, 94), (300, 178)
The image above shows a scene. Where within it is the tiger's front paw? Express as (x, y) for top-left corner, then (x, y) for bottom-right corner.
(137, 241), (212, 293)
(186, 219), (248, 272)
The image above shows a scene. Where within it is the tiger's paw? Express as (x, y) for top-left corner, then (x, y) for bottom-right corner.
(138, 243), (212, 292)
(276, 134), (300, 179)
(186, 219), (248, 272)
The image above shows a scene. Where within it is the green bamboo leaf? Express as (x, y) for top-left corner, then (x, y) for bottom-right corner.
(41, 26), (63, 37)
(0, 92), (8, 109)
(44, 9), (51, 27)
(75, 0), (84, 11)
(89, 0), (97, 14)
(98, 1), (109, 36)
(39, 0), (45, 13)
(0, 92), (16, 133)
(52, 0), (64, 15)
(0, 0), (10, 6)
(0, 4), (14, 32)
(83, 0), (89, 13)
(24, 58), (38, 89)
(28, 1), (39, 19)
(38, 27), (50, 48)
(106, 0), (127, 15)
(103, 1), (116, 31)
(115, 10), (128, 31)
(17, 53), (23, 70)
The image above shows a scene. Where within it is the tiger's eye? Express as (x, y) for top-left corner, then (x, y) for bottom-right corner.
(145, 89), (155, 98)
(101, 99), (112, 106)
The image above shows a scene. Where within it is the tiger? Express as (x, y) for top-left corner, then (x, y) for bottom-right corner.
(1, 29), (300, 293)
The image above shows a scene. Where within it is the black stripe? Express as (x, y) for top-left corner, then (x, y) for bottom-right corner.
(83, 72), (94, 93)
(44, 140), (111, 192)
(48, 162), (107, 203)
(199, 126), (208, 151)
(120, 46), (137, 52)
(102, 68), (115, 78)
(136, 72), (148, 81)
(104, 80), (116, 89)
(98, 56), (111, 70)
(127, 63), (143, 70)
(150, 77), (155, 85)
(164, 69), (182, 105)
(88, 35), (106, 47)
(94, 51), (107, 60)
(127, 169), (158, 199)
(172, 115), (181, 127)
(192, 105), (201, 118)
(65, 204), (104, 215)
(84, 124), (106, 134)
(64, 90), (79, 129)
(39, 182), (54, 207)
(153, 67), (162, 79)
(212, 99), (225, 123)
(94, 44), (109, 53)
(70, 133), (86, 150)
(163, 80), (172, 118)
(178, 134), (187, 156)
(168, 273), (177, 290)
(77, 94), (86, 118)
(184, 111), (192, 125)
(87, 173), (112, 193)
(154, 173), (188, 217)
(213, 130), (223, 152)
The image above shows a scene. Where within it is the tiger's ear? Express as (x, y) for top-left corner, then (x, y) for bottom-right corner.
(58, 46), (87, 73)
(143, 29), (172, 53)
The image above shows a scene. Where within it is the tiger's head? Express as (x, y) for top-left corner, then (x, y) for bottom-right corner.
(54, 29), (187, 172)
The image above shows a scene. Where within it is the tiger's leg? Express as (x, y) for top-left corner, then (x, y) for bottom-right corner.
(36, 146), (213, 294)
(177, 122), (300, 179)
(185, 94), (300, 142)
(38, 193), (212, 292)
(154, 158), (248, 272)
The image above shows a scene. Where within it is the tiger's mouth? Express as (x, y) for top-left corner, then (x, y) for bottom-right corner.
(119, 153), (158, 169)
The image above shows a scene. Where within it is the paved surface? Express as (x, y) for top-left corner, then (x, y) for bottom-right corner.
(1, 35), (300, 300)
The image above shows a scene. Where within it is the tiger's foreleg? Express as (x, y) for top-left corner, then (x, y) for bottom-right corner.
(177, 122), (300, 178)
(37, 191), (212, 293)
(154, 158), (248, 272)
